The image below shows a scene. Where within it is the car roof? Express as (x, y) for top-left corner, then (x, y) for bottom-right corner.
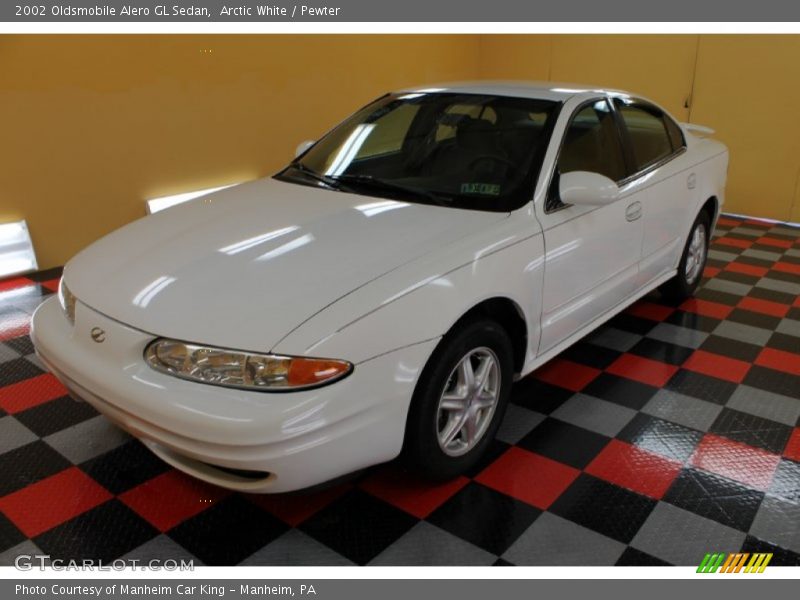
(398, 80), (631, 102)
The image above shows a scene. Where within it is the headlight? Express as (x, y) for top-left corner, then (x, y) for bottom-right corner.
(58, 279), (76, 325)
(144, 339), (353, 392)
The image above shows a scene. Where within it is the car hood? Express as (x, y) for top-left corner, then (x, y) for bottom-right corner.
(66, 178), (506, 353)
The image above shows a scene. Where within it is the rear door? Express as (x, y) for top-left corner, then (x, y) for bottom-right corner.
(613, 97), (695, 287)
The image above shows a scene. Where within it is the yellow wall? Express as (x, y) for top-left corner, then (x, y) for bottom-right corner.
(0, 35), (480, 269)
(1, 34), (799, 269)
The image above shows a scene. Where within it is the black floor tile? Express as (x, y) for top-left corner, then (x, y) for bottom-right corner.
(549, 475), (657, 544)
(665, 311), (721, 333)
(517, 418), (611, 469)
(727, 308), (782, 331)
(663, 468), (764, 532)
(0, 441), (71, 496)
(170, 495), (288, 565)
(629, 338), (694, 367)
(615, 546), (671, 566)
(665, 369), (737, 405)
(80, 440), (171, 495)
(710, 408), (793, 455)
(510, 377), (573, 414)
(617, 414), (703, 463)
(35, 500), (157, 562)
(0, 512), (25, 554)
(582, 373), (659, 410)
(427, 482), (540, 555)
(744, 366), (800, 400)
(607, 313), (657, 336)
(0, 357), (44, 387)
(15, 396), (97, 438)
(560, 342), (622, 370)
(300, 489), (416, 565)
(765, 332), (800, 354)
(700, 335), (763, 363)
(3, 335), (35, 356)
(740, 535), (800, 566)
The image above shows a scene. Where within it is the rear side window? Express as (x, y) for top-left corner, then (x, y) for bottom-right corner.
(558, 99), (626, 182)
(614, 100), (675, 170)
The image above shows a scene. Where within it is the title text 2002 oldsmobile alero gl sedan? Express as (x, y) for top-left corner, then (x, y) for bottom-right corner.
(32, 82), (728, 492)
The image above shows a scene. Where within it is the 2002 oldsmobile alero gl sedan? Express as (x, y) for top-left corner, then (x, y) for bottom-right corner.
(32, 82), (729, 492)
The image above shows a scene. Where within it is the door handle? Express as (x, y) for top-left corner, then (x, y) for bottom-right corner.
(625, 201), (642, 222)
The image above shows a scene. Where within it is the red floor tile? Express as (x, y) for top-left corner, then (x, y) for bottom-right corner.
(679, 298), (733, 320)
(585, 439), (683, 500)
(784, 429), (800, 462)
(0, 277), (35, 293)
(41, 278), (61, 293)
(606, 353), (679, 388)
(717, 217), (741, 227)
(725, 262), (769, 277)
(757, 237), (792, 249)
(755, 347), (800, 377)
(772, 261), (800, 276)
(703, 266), (721, 278)
(626, 301), (675, 322)
(476, 447), (580, 509)
(0, 467), (112, 537)
(533, 358), (600, 392)
(250, 482), (352, 526)
(715, 237), (751, 249)
(359, 466), (468, 519)
(0, 373), (67, 414)
(682, 350), (751, 384)
(738, 297), (790, 318)
(689, 434), (781, 491)
(119, 470), (230, 532)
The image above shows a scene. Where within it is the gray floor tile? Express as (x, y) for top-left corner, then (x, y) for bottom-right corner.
(726, 385), (800, 427)
(757, 277), (800, 296)
(703, 277), (752, 297)
(25, 354), (46, 371)
(0, 344), (20, 363)
(584, 327), (642, 352)
(370, 522), (495, 566)
(503, 512), (626, 565)
(642, 389), (723, 432)
(785, 248), (800, 259)
(497, 404), (546, 445)
(708, 249), (739, 263)
(551, 393), (637, 437)
(121, 535), (202, 566)
(630, 503), (746, 566)
(712, 320), (773, 346)
(749, 497), (800, 554)
(44, 415), (131, 464)
(0, 416), (38, 454)
(646, 323), (709, 349)
(776, 318), (800, 339)
(730, 226), (768, 238)
(0, 540), (43, 567)
(743, 248), (783, 262)
(241, 529), (355, 566)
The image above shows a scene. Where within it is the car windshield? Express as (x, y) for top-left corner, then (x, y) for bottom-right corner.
(275, 92), (561, 212)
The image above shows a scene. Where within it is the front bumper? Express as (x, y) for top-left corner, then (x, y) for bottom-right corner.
(31, 296), (437, 492)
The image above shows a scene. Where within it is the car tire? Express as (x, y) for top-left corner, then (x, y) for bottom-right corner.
(660, 211), (711, 303)
(402, 318), (514, 480)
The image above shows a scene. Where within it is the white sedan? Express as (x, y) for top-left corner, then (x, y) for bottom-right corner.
(31, 82), (728, 492)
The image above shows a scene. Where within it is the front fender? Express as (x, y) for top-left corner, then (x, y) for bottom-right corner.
(273, 228), (545, 367)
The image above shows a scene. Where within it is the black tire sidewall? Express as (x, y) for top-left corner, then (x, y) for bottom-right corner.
(403, 319), (514, 480)
(663, 211), (711, 301)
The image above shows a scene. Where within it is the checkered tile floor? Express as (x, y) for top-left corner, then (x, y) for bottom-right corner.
(0, 214), (799, 566)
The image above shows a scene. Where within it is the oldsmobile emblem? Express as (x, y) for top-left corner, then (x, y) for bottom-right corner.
(90, 327), (106, 343)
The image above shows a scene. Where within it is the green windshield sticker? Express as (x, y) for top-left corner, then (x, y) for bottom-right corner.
(461, 183), (501, 196)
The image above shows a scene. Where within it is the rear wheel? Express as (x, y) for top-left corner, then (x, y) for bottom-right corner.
(660, 211), (710, 303)
(403, 319), (513, 480)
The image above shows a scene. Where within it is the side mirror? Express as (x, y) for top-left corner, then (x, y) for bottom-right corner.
(559, 171), (619, 206)
(295, 140), (315, 158)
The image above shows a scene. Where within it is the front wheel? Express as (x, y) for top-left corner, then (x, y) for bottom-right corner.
(402, 319), (513, 480)
(660, 211), (711, 303)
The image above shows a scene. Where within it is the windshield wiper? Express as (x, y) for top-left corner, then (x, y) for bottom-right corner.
(286, 163), (345, 191)
(333, 174), (452, 206)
